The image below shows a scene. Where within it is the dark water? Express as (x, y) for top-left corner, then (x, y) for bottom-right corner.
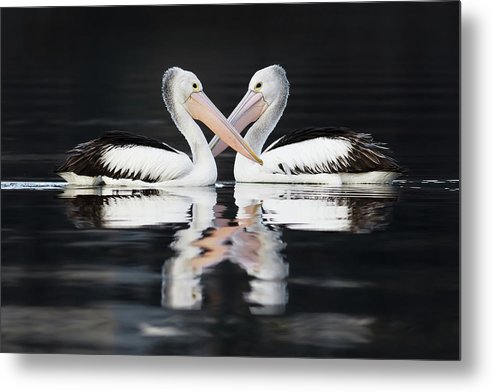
(1, 3), (459, 358)
(1, 180), (459, 358)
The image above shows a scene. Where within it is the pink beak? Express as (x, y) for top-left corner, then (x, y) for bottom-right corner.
(185, 91), (263, 165)
(209, 90), (268, 157)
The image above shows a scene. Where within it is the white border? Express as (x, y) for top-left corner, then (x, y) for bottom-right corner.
(0, 0), (465, 6)
(2, 0), (491, 391)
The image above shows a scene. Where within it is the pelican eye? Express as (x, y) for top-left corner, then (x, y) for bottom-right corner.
(192, 82), (199, 91)
(254, 82), (262, 91)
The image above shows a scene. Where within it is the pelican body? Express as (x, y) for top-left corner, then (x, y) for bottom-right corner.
(210, 65), (402, 184)
(56, 67), (262, 187)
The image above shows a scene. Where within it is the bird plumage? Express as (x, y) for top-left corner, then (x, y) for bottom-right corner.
(262, 127), (401, 176)
(55, 131), (192, 184)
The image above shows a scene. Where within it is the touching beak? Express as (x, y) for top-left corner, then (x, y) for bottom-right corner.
(209, 90), (268, 157)
(185, 91), (263, 165)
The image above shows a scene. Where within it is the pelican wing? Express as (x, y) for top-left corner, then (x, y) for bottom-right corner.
(56, 131), (193, 183)
(262, 127), (401, 175)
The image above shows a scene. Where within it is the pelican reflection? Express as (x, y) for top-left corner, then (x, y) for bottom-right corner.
(59, 186), (215, 229)
(162, 183), (397, 313)
(59, 183), (397, 315)
(234, 183), (397, 233)
(162, 194), (289, 314)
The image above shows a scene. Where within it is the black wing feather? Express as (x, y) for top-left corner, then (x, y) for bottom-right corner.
(55, 131), (180, 182)
(264, 127), (401, 175)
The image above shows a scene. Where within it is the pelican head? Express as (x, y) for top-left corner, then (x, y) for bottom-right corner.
(247, 65), (289, 107)
(210, 65), (289, 156)
(162, 67), (262, 164)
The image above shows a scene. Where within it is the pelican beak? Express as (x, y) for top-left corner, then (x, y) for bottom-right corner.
(185, 91), (263, 165)
(209, 90), (268, 157)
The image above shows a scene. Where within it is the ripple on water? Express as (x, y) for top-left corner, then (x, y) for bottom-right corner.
(1, 181), (67, 190)
(0, 179), (459, 192)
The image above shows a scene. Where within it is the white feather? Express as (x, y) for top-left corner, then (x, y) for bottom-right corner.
(101, 145), (193, 183)
(235, 137), (360, 184)
(234, 137), (399, 184)
(262, 137), (352, 174)
(58, 172), (103, 186)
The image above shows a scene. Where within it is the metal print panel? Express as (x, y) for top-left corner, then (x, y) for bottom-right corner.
(1, 1), (460, 359)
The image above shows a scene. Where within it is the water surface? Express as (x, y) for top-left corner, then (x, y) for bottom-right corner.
(1, 180), (459, 358)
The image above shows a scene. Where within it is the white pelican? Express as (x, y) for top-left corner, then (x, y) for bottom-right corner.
(56, 67), (262, 187)
(209, 65), (402, 184)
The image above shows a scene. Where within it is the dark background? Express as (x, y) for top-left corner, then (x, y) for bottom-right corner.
(1, 1), (459, 181)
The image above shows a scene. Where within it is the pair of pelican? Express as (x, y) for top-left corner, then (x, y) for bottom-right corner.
(56, 66), (401, 186)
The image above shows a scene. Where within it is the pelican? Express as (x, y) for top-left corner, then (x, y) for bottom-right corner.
(56, 67), (262, 187)
(209, 65), (402, 184)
